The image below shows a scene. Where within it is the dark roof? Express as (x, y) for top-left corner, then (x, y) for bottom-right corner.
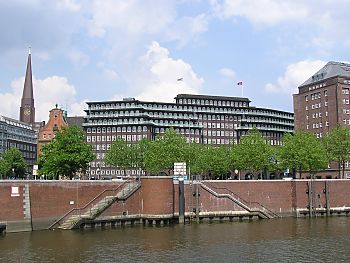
(175, 94), (250, 102)
(66, 116), (84, 128)
(300, 61), (350, 87)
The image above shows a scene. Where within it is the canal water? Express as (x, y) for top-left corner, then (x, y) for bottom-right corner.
(1, 217), (350, 263)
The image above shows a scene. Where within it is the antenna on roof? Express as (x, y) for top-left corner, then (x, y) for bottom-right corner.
(28, 46), (31, 55)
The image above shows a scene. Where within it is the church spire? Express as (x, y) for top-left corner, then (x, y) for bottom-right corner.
(20, 48), (35, 126)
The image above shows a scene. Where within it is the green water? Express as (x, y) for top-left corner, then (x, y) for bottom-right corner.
(1, 217), (349, 262)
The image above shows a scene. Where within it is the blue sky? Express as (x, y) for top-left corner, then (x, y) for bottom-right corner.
(0, 0), (349, 121)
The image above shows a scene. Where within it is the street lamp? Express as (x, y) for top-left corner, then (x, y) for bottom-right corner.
(12, 168), (15, 179)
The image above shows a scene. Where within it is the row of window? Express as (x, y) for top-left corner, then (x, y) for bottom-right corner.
(307, 121), (329, 129)
(87, 126), (148, 133)
(89, 169), (145, 176)
(343, 109), (350, 115)
(8, 143), (36, 152)
(178, 98), (247, 107)
(342, 88), (350, 94)
(88, 134), (149, 143)
(203, 122), (235, 129)
(88, 105), (292, 120)
(311, 112), (328, 119)
(308, 83), (326, 91)
(89, 100), (247, 111)
(41, 133), (54, 140)
(203, 130), (235, 137)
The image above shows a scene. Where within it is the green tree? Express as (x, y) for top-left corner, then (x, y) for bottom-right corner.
(0, 148), (27, 179)
(279, 130), (328, 178)
(38, 126), (94, 180)
(206, 145), (231, 179)
(105, 138), (133, 175)
(323, 125), (350, 179)
(234, 129), (273, 178)
(144, 128), (187, 175)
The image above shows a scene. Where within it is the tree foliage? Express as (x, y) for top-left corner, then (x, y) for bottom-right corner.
(0, 148), (27, 179)
(279, 130), (328, 177)
(233, 129), (273, 176)
(143, 128), (187, 174)
(323, 124), (350, 178)
(105, 138), (132, 174)
(38, 126), (94, 179)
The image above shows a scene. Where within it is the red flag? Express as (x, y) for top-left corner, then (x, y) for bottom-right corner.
(237, 81), (243, 85)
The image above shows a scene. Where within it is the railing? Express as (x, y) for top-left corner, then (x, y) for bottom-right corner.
(48, 179), (137, 229)
(201, 181), (279, 218)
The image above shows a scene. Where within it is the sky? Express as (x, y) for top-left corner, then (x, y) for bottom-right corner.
(1, 0), (350, 122)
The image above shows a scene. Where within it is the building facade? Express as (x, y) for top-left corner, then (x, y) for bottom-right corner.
(83, 94), (294, 178)
(37, 105), (68, 157)
(0, 116), (37, 169)
(293, 61), (350, 178)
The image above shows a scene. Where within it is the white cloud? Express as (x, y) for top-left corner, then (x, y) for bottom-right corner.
(87, 0), (209, 55)
(0, 75), (86, 121)
(67, 48), (90, 67)
(88, 0), (175, 37)
(210, 0), (350, 52)
(265, 60), (327, 95)
(103, 68), (119, 81)
(125, 41), (203, 102)
(56, 0), (81, 12)
(165, 14), (210, 47)
(219, 67), (236, 79)
(211, 0), (307, 26)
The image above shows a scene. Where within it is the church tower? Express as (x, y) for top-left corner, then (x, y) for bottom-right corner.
(19, 48), (35, 126)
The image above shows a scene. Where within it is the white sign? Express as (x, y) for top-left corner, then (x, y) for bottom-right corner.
(174, 162), (186, 176)
(11, 187), (20, 197)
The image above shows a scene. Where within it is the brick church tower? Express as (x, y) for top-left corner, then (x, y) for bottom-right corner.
(19, 48), (35, 126)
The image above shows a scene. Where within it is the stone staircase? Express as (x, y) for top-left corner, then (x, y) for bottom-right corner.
(57, 180), (141, 230)
(200, 182), (277, 219)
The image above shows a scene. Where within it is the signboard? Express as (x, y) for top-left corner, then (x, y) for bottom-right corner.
(172, 175), (188, 181)
(11, 187), (19, 197)
(174, 162), (186, 176)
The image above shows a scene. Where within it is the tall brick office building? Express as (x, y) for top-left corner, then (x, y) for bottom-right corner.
(293, 61), (350, 178)
(83, 94), (294, 178)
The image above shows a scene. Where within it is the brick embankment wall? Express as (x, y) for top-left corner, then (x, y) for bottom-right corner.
(1, 178), (350, 232)
(100, 177), (174, 218)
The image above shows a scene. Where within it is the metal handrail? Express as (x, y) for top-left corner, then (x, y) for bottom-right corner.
(48, 179), (137, 229)
(201, 181), (279, 218)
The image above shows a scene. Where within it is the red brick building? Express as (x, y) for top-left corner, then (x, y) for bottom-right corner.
(293, 61), (350, 178)
(37, 105), (68, 157)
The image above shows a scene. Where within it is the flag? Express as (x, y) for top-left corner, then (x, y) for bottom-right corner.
(237, 81), (243, 85)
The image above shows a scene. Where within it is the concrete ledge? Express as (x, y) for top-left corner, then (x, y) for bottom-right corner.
(5, 219), (32, 233)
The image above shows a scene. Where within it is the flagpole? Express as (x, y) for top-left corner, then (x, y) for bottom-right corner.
(241, 84), (244, 97)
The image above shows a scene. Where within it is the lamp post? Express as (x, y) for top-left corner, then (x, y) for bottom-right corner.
(12, 168), (15, 179)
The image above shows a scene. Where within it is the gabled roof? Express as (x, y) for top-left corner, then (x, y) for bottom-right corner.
(300, 61), (350, 87)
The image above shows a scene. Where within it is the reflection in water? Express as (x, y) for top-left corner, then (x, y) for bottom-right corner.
(1, 217), (350, 262)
